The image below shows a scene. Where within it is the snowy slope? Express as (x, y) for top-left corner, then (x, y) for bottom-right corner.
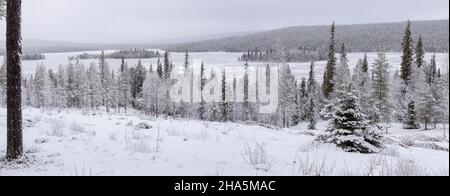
(0, 108), (448, 176)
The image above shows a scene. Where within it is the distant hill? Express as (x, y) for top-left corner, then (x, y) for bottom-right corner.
(160, 20), (449, 53)
(0, 31), (255, 55)
(0, 39), (116, 55)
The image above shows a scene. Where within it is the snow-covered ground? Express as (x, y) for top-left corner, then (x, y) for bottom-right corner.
(0, 108), (448, 176)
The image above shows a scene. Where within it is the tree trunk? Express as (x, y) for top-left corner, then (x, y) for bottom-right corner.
(6, 0), (23, 160)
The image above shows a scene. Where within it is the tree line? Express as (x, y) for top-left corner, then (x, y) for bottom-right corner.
(21, 53), (46, 61)
(238, 47), (326, 63)
(74, 49), (161, 60)
(163, 20), (449, 54)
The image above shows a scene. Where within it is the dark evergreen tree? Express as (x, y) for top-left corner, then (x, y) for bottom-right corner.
(322, 22), (337, 98)
(279, 64), (297, 128)
(415, 35), (425, 68)
(399, 21), (420, 129)
(400, 21), (414, 83)
(184, 49), (189, 71)
(220, 70), (230, 122)
(292, 82), (301, 126)
(243, 60), (251, 121)
(361, 53), (369, 73)
(319, 84), (384, 153)
(426, 54), (437, 84)
(135, 60), (146, 96)
(156, 58), (163, 79)
(163, 51), (171, 79)
(198, 62), (206, 120)
(299, 78), (308, 121)
(306, 97), (317, 130)
(120, 56), (126, 72)
(403, 101), (420, 129)
(307, 61), (316, 94)
(306, 61), (318, 130)
(130, 60), (147, 108)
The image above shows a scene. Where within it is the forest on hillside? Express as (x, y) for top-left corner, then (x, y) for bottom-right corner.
(162, 20), (449, 54)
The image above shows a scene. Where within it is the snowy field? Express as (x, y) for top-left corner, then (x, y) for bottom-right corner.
(1, 51), (448, 81)
(0, 108), (448, 176)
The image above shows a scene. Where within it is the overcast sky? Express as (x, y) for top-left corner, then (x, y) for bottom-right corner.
(1, 0), (448, 44)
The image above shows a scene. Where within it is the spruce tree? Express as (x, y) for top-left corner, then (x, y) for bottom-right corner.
(33, 64), (46, 108)
(279, 64), (297, 127)
(403, 101), (420, 129)
(119, 58), (130, 113)
(143, 68), (164, 117)
(353, 55), (372, 119)
(400, 21), (414, 84)
(243, 61), (251, 121)
(319, 83), (384, 153)
(135, 60), (147, 100)
(417, 83), (436, 130)
(362, 53), (369, 73)
(130, 60), (147, 110)
(299, 78), (308, 121)
(157, 59), (163, 79)
(163, 51), (171, 79)
(306, 97), (318, 130)
(437, 66), (449, 133)
(87, 63), (102, 110)
(292, 82), (301, 126)
(23, 77), (33, 107)
(66, 61), (79, 108)
(56, 65), (67, 110)
(307, 61), (316, 94)
(111, 71), (121, 113)
(98, 50), (111, 108)
(220, 70), (231, 122)
(306, 61), (318, 130)
(333, 43), (350, 93)
(399, 21), (420, 129)
(198, 62), (206, 120)
(354, 56), (370, 88)
(415, 35), (425, 68)
(209, 101), (219, 122)
(426, 54), (438, 84)
(322, 22), (337, 99)
(371, 50), (392, 124)
(77, 65), (89, 110)
(232, 76), (238, 122)
(184, 49), (190, 73)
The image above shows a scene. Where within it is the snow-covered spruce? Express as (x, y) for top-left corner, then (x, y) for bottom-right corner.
(402, 101), (420, 129)
(318, 84), (384, 153)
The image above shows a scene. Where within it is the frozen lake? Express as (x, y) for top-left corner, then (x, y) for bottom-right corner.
(1, 50), (448, 81)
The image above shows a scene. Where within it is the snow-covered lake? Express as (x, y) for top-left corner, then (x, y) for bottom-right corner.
(1, 50), (448, 81)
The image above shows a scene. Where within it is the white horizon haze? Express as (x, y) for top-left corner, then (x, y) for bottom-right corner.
(0, 0), (448, 44)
